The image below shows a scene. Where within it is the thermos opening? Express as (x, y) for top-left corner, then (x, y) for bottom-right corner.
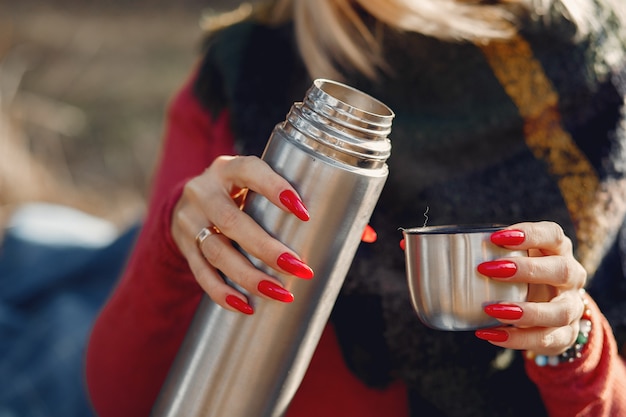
(313, 79), (395, 119)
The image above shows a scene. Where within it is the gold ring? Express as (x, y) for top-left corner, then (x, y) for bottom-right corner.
(195, 226), (219, 249)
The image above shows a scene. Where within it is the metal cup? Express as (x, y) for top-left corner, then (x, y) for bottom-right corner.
(403, 225), (528, 331)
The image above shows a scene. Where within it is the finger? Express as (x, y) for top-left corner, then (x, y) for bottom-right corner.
(362, 224), (377, 243)
(483, 291), (584, 328)
(186, 248), (254, 315)
(198, 232), (295, 301)
(206, 202), (313, 279)
(212, 155), (309, 221)
(477, 255), (586, 289)
(491, 221), (572, 256)
(475, 324), (579, 356)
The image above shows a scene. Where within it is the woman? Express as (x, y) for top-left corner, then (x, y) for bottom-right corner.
(86, 0), (626, 416)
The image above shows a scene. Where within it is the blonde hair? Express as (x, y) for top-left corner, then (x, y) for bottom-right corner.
(205, 0), (624, 80)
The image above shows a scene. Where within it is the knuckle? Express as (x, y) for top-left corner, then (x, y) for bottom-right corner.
(206, 155), (237, 178)
(196, 268), (215, 290)
(171, 203), (186, 226)
(552, 224), (566, 245)
(553, 261), (571, 287)
(575, 263), (588, 287)
(253, 236), (276, 259)
(234, 155), (261, 172)
(182, 177), (207, 207)
(537, 332), (555, 350)
(557, 304), (577, 326)
(214, 204), (241, 232)
(203, 239), (227, 267)
(238, 154), (261, 164)
(561, 235), (574, 254)
(556, 258), (587, 288)
(182, 178), (199, 198)
(195, 268), (224, 300)
(236, 268), (262, 291)
(552, 223), (575, 254)
(569, 323), (580, 345)
(213, 154), (236, 167)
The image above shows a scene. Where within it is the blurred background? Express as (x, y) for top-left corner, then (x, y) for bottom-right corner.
(0, 1), (253, 415)
(0, 0), (250, 230)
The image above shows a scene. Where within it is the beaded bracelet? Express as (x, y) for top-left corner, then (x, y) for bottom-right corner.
(525, 293), (592, 367)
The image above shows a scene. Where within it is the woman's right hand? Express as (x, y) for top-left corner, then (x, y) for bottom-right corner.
(171, 155), (314, 315)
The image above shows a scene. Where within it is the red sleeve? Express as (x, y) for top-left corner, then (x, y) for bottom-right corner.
(525, 296), (626, 417)
(84, 67), (237, 417)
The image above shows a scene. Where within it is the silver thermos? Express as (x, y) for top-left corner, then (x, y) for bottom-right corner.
(152, 79), (394, 417)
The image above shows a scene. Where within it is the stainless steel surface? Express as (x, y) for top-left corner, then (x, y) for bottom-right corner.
(152, 79), (393, 417)
(403, 225), (528, 331)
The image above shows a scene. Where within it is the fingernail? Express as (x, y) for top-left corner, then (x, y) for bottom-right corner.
(491, 229), (525, 246)
(477, 260), (517, 278)
(279, 190), (310, 221)
(277, 252), (314, 279)
(258, 280), (294, 303)
(361, 224), (377, 243)
(225, 295), (254, 315)
(484, 304), (523, 320)
(399, 238), (406, 251)
(475, 329), (509, 342)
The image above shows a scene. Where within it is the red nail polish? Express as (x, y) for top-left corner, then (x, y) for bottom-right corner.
(475, 329), (509, 342)
(490, 229), (525, 246)
(399, 238), (406, 251)
(279, 190), (310, 221)
(277, 252), (314, 279)
(477, 260), (517, 278)
(258, 280), (294, 303)
(225, 295), (254, 315)
(484, 304), (523, 320)
(361, 224), (377, 243)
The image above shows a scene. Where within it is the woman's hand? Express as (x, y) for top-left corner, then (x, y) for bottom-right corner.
(474, 221), (588, 356)
(171, 155), (313, 315)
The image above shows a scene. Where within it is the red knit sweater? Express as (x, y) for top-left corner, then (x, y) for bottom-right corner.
(85, 71), (626, 417)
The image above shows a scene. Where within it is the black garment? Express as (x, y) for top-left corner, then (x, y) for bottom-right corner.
(193, 3), (626, 415)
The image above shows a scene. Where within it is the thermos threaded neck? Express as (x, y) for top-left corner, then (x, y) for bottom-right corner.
(282, 79), (393, 168)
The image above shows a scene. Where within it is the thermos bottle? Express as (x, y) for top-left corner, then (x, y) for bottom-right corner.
(151, 79), (394, 417)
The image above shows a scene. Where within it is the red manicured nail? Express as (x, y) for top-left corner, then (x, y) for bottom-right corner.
(361, 224), (377, 243)
(475, 328), (509, 342)
(490, 229), (525, 246)
(225, 295), (254, 315)
(399, 238), (406, 251)
(484, 304), (523, 320)
(277, 252), (314, 279)
(258, 280), (294, 303)
(279, 190), (310, 221)
(477, 260), (517, 278)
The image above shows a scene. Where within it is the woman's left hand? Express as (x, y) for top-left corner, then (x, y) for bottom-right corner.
(474, 221), (588, 356)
